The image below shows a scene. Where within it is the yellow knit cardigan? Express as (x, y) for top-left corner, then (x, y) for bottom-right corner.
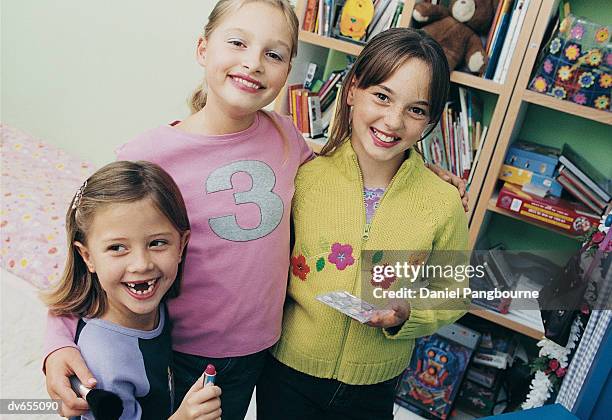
(272, 140), (470, 385)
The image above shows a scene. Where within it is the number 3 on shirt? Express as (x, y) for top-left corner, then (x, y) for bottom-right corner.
(205, 160), (284, 242)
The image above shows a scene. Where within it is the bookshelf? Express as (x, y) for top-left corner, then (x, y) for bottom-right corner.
(522, 90), (612, 125)
(469, 0), (612, 249)
(468, 0), (611, 358)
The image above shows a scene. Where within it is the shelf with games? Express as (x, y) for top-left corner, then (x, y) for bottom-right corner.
(522, 89), (612, 125)
(469, 0), (612, 249)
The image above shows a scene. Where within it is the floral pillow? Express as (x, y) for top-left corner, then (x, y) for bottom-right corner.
(1, 125), (95, 289)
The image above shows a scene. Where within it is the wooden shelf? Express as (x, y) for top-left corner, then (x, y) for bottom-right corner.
(469, 306), (544, 340)
(487, 196), (582, 240)
(450, 72), (502, 94)
(298, 31), (363, 56)
(299, 31), (502, 94)
(523, 90), (612, 126)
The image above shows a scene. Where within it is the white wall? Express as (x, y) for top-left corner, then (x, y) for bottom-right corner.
(2, 0), (217, 166)
(1, 1), (325, 167)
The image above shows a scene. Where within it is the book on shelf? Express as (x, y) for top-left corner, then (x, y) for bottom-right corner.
(422, 89), (487, 181)
(303, 0), (319, 32)
(494, 0), (531, 83)
(303, 62), (320, 90)
(307, 95), (324, 138)
(558, 143), (612, 203)
(485, 0), (505, 55)
(365, 0), (398, 42)
(484, 0), (515, 80)
(496, 182), (601, 236)
(557, 172), (605, 215)
(558, 165), (609, 211)
(286, 68), (347, 142)
(303, 0), (404, 43)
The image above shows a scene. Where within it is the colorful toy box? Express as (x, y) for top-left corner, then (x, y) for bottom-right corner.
(529, 14), (611, 112)
(504, 141), (560, 178)
(499, 164), (563, 197)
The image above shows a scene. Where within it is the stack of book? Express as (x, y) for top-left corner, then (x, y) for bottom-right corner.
(419, 87), (488, 184)
(496, 182), (601, 236)
(302, 0), (405, 43)
(287, 65), (346, 139)
(557, 144), (612, 215)
(483, 0), (531, 82)
(499, 141), (563, 198)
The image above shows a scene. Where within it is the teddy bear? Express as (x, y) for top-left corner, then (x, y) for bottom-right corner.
(412, 0), (497, 73)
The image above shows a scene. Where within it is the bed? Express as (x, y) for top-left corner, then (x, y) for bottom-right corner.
(1, 124), (95, 290)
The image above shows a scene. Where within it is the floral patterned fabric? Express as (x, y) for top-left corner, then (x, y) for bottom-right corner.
(364, 187), (385, 224)
(529, 14), (611, 111)
(0, 125), (95, 289)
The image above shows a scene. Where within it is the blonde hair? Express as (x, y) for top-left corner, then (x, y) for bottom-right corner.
(42, 161), (191, 318)
(189, 0), (299, 114)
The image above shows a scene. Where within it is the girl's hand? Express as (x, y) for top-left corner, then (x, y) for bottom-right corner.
(366, 302), (410, 329)
(170, 376), (222, 420)
(44, 347), (96, 417)
(425, 163), (469, 212)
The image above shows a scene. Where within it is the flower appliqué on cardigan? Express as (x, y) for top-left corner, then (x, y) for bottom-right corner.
(328, 243), (355, 270)
(291, 254), (311, 280)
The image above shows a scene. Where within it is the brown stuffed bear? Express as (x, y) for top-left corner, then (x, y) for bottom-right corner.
(413, 0), (497, 73)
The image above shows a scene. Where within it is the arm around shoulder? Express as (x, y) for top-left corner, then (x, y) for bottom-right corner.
(383, 197), (470, 340)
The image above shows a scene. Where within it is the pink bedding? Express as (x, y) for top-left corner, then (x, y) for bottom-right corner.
(1, 125), (95, 289)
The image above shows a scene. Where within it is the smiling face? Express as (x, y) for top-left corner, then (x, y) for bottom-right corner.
(75, 198), (189, 330)
(197, 2), (293, 118)
(347, 58), (432, 173)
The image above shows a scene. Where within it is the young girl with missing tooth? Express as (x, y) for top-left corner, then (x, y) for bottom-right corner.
(43, 2), (467, 419)
(257, 28), (471, 420)
(44, 161), (221, 420)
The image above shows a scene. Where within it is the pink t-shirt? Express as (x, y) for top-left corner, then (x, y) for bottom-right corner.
(45, 111), (313, 358)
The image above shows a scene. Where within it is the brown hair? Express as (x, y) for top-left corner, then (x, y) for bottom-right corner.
(189, 0), (299, 114)
(42, 161), (191, 318)
(320, 28), (450, 156)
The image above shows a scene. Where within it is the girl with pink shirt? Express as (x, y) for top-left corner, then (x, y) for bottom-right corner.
(43, 1), (467, 419)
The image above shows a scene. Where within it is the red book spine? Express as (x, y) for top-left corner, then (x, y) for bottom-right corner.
(559, 167), (607, 209)
(302, 0), (319, 31)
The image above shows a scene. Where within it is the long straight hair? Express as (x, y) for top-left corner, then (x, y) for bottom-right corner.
(42, 161), (191, 318)
(320, 28), (450, 156)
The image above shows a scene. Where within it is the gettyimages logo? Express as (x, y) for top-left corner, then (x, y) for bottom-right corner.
(361, 250), (611, 311)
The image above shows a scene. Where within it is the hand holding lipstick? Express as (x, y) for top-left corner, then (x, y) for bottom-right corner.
(169, 370), (222, 420)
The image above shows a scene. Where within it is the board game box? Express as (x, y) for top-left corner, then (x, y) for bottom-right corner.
(395, 324), (481, 419)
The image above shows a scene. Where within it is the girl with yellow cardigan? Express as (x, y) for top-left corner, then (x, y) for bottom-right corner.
(257, 28), (471, 419)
